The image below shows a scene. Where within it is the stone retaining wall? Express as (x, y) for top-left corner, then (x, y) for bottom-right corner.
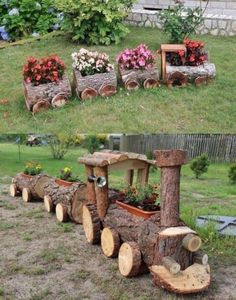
(126, 9), (236, 36)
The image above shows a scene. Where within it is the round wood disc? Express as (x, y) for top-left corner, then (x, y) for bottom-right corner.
(56, 203), (68, 222)
(118, 242), (141, 277)
(34, 175), (51, 199)
(9, 184), (17, 197)
(101, 227), (120, 258)
(22, 188), (31, 202)
(125, 80), (139, 91)
(82, 205), (101, 244)
(71, 199), (83, 224)
(81, 87), (98, 100)
(44, 195), (54, 213)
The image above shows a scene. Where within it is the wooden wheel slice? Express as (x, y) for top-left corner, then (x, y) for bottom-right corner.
(143, 78), (160, 89)
(124, 80), (139, 91)
(44, 195), (55, 213)
(167, 71), (187, 88)
(81, 88), (98, 100)
(56, 203), (68, 222)
(22, 188), (32, 202)
(98, 85), (117, 97)
(9, 183), (18, 197)
(32, 100), (50, 114)
(82, 204), (101, 244)
(182, 234), (202, 252)
(51, 93), (69, 108)
(118, 241), (141, 277)
(101, 227), (120, 258)
(195, 76), (209, 87)
(71, 190), (84, 224)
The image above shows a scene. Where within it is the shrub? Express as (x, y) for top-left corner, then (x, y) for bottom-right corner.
(24, 161), (42, 175)
(0, 0), (61, 41)
(48, 135), (72, 160)
(23, 55), (65, 86)
(83, 135), (101, 154)
(72, 49), (114, 76)
(55, 0), (134, 45)
(190, 154), (210, 179)
(158, 0), (204, 43)
(228, 164), (236, 184)
(117, 44), (155, 71)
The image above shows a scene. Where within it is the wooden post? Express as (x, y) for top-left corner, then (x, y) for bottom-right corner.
(95, 166), (109, 221)
(85, 165), (96, 204)
(155, 150), (187, 227)
(125, 169), (134, 186)
(137, 165), (150, 186)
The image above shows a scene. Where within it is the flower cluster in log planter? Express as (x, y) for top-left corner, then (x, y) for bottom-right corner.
(23, 55), (71, 114)
(117, 44), (160, 90)
(55, 166), (80, 186)
(72, 48), (117, 100)
(24, 161), (42, 176)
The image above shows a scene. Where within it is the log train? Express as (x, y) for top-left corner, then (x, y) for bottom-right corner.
(10, 149), (211, 294)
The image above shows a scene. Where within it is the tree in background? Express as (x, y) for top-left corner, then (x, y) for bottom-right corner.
(228, 164), (236, 184)
(190, 153), (210, 179)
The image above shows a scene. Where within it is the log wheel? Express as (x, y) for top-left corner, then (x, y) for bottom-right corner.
(71, 189), (85, 224)
(9, 183), (18, 197)
(81, 88), (98, 100)
(56, 203), (68, 222)
(101, 227), (120, 258)
(82, 204), (101, 244)
(98, 84), (117, 97)
(22, 187), (32, 202)
(124, 80), (139, 91)
(167, 72), (188, 88)
(44, 195), (55, 213)
(143, 78), (160, 89)
(118, 241), (142, 277)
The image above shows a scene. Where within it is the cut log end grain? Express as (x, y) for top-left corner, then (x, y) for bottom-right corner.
(81, 88), (98, 100)
(167, 71), (188, 88)
(195, 76), (210, 87)
(56, 203), (68, 222)
(82, 204), (101, 244)
(71, 191), (84, 224)
(150, 263), (211, 294)
(101, 227), (120, 258)
(143, 78), (160, 89)
(118, 242), (141, 277)
(51, 93), (69, 108)
(193, 253), (208, 265)
(125, 80), (140, 91)
(32, 100), (50, 114)
(182, 234), (202, 252)
(44, 195), (55, 213)
(22, 188), (32, 202)
(98, 84), (117, 97)
(162, 256), (181, 275)
(9, 183), (18, 197)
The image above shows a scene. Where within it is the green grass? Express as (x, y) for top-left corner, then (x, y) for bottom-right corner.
(0, 27), (236, 133)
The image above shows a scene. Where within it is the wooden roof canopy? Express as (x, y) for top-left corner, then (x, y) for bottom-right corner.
(78, 150), (155, 170)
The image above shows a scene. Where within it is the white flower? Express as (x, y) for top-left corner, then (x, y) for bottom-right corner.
(31, 32), (40, 37)
(79, 48), (88, 55)
(8, 8), (19, 16)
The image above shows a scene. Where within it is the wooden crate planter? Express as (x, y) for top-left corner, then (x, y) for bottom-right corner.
(23, 75), (72, 114)
(118, 66), (160, 91)
(79, 150), (211, 294)
(73, 69), (117, 100)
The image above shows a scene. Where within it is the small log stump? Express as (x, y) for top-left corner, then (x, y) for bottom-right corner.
(44, 180), (87, 223)
(118, 66), (159, 91)
(73, 69), (117, 100)
(23, 75), (71, 113)
(101, 227), (120, 258)
(83, 204), (101, 244)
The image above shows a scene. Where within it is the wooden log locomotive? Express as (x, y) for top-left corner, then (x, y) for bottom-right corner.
(79, 149), (211, 294)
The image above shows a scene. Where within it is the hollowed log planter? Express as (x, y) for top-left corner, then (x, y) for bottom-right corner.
(10, 173), (52, 202)
(73, 69), (117, 100)
(116, 201), (160, 220)
(23, 75), (72, 114)
(166, 62), (216, 87)
(118, 66), (160, 91)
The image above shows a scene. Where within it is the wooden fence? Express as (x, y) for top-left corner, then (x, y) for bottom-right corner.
(118, 134), (236, 162)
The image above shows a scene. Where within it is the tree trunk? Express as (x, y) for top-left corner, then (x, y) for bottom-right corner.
(43, 180), (87, 223)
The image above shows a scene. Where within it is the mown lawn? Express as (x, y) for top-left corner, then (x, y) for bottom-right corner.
(1, 142), (236, 264)
(0, 27), (236, 133)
